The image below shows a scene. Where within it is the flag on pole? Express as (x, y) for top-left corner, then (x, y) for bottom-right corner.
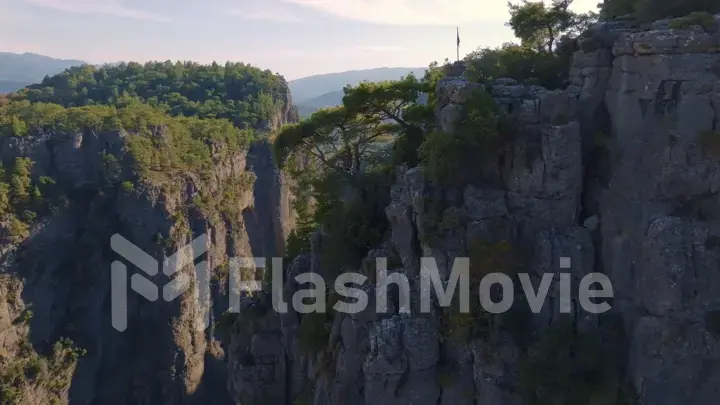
(456, 26), (460, 61)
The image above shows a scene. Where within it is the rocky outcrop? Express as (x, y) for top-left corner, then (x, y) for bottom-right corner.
(598, 17), (720, 405)
(223, 46), (589, 405)
(259, 81), (300, 132)
(224, 12), (720, 405)
(4, 12), (715, 405)
(0, 127), (256, 404)
(0, 112), (296, 403)
(243, 140), (296, 259)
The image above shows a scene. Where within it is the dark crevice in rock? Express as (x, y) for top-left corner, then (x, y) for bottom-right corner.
(654, 80), (684, 116)
(283, 351), (292, 405)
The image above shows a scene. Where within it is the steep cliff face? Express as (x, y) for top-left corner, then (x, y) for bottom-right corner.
(0, 127), (253, 404)
(258, 81), (300, 133)
(0, 111), (296, 403)
(225, 12), (720, 405)
(597, 17), (720, 404)
(243, 140), (296, 259)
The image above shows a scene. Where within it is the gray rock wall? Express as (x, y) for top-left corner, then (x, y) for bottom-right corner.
(599, 19), (720, 405)
(224, 12), (720, 405)
(243, 140), (296, 259)
(0, 127), (296, 403)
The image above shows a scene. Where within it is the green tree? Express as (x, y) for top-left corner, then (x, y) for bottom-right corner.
(0, 166), (9, 216)
(10, 61), (291, 131)
(9, 158), (33, 206)
(273, 76), (435, 268)
(342, 74), (434, 166)
(598, 0), (636, 19)
(465, 0), (595, 89)
(274, 106), (393, 184)
(419, 89), (501, 186)
(507, 0), (596, 53)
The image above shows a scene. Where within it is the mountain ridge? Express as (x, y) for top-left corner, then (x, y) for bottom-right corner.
(0, 52), (86, 93)
(290, 66), (426, 117)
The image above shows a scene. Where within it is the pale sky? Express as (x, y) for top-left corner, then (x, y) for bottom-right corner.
(0, 0), (600, 80)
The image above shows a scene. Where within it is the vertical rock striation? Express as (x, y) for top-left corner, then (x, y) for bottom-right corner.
(225, 12), (720, 405)
(0, 97), (297, 404)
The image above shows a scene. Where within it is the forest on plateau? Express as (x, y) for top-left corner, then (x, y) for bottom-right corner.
(7, 61), (291, 130)
(0, 61), (285, 250)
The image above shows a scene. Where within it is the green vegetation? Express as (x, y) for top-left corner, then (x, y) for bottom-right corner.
(0, 99), (256, 243)
(10, 61), (290, 129)
(439, 239), (519, 344)
(441, 306), (492, 344)
(12, 309), (33, 326)
(519, 320), (615, 405)
(598, 0), (636, 19)
(274, 72), (435, 270)
(289, 67), (427, 108)
(464, 0), (596, 89)
(120, 181), (135, 193)
(669, 11), (717, 31)
(273, 106), (394, 183)
(298, 312), (331, 355)
(0, 338), (85, 405)
(600, 0), (720, 21)
(0, 157), (44, 243)
(192, 172), (256, 224)
(468, 239), (519, 279)
(507, 0), (596, 53)
(464, 39), (566, 89)
(0, 59), (293, 403)
(419, 89), (501, 186)
(293, 386), (316, 405)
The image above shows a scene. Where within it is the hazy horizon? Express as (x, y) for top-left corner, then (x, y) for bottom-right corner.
(0, 0), (599, 80)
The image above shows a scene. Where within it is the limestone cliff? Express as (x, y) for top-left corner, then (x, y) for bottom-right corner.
(225, 12), (720, 405)
(0, 120), (295, 403)
(243, 140), (296, 259)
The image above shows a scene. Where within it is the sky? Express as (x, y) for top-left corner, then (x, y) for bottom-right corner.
(0, 0), (600, 80)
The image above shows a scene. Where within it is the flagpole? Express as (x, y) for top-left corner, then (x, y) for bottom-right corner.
(456, 26), (460, 62)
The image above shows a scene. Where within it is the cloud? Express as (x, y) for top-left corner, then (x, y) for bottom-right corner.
(23, 0), (169, 21)
(230, 7), (303, 23)
(356, 45), (406, 52)
(281, 0), (600, 25)
(280, 0), (505, 25)
(256, 48), (307, 57)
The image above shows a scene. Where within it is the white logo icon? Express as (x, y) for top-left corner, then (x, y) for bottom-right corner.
(110, 233), (210, 332)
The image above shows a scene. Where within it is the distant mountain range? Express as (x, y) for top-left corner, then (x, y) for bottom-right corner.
(0, 52), (86, 93)
(289, 67), (427, 117)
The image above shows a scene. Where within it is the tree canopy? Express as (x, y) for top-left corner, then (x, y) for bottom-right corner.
(9, 61), (292, 130)
(508, 0), (576, 53)
(275, 73), (434, 178)
(273, 106), (394, 181)
(599, 0), (720, 20)
(464, 0), (595, 88)
(275, 71), (439, 269)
